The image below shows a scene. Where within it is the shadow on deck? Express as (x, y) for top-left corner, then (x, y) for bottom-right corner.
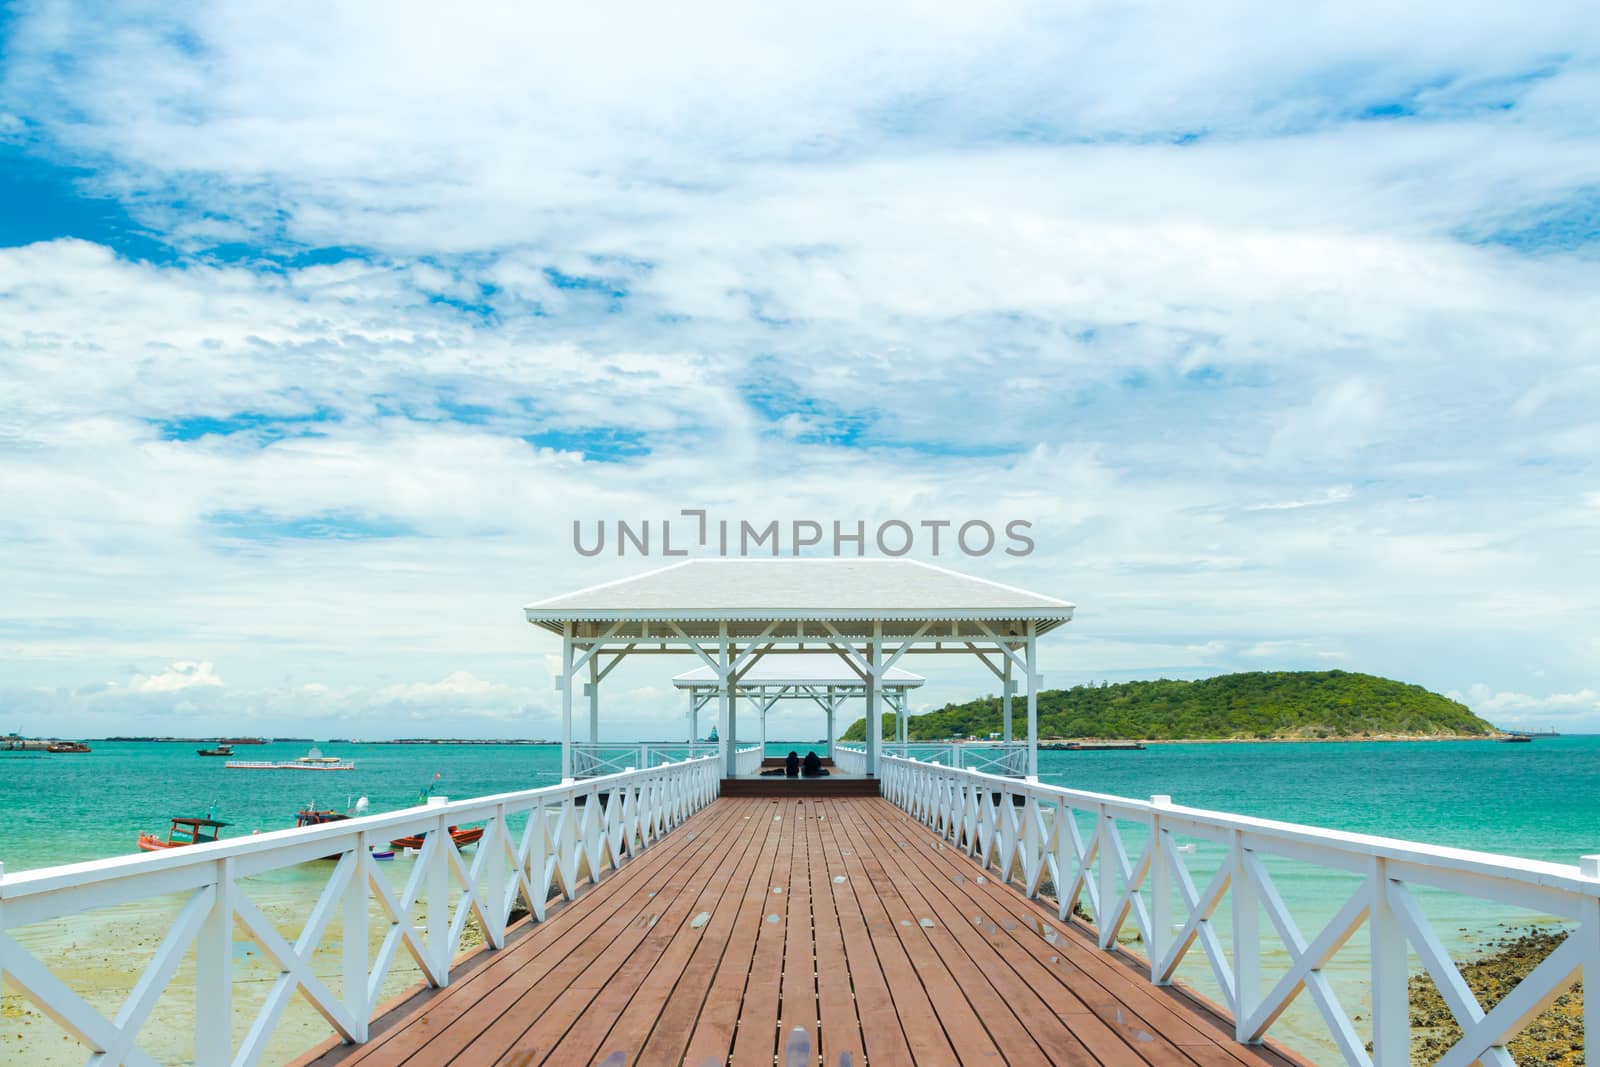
(298, 796), (1310, 1067)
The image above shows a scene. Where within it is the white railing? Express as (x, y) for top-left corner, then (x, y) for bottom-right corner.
(736, 744), (762, 777)
(833, 745), (866, 775)
(835, 741), (1028, 777)
(0, 756), (719, 1067)
(571, 741), (720, 777)
(881, 756), (1600, 1067)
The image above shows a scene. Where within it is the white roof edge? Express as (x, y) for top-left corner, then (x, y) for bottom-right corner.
(522, 608), (1075, 621)
(522, 559), (698, 611)
(894, 557), (1076, 609)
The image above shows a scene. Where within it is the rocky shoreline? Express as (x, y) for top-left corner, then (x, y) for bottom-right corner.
(1407, 926), (1582, 1065)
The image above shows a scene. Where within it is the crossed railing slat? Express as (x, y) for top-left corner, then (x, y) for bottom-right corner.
(880, 755), (1600, 1067)
(0, 756), (720, 1066)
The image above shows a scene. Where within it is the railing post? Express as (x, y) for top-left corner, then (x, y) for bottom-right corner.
(1580, 856), (1600, 1067)
(1052, 800), (1075, 922)
(1232, 830), (1260, 1041)
(1369, 857), (1408, 1063)
(344, 837), (371, 1040)
(486, 806), (508, 948)
(1149, 796), (1172, 983)
(429, 812), (450, 985)
(1097, 805), (1118, 948)
(196, 856), (234, 1065)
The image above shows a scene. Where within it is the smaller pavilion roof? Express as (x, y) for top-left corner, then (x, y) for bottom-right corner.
(672, 654), (924, 689)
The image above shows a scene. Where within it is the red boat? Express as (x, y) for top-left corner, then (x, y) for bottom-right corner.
(138, 816), (228, 851)
(389, 824), (483, 850)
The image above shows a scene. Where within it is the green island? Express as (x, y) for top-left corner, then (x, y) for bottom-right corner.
(840, 670), (1496, 742)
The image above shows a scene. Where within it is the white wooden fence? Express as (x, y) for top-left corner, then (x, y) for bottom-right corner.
(833, 745), (865, 775)
(835, 741), (1028, 777)
(880, 755), (1600, 1067)
(573, 743), (761, 778)
(0, 756), (719, 1067)
(571, 741), (720, 777)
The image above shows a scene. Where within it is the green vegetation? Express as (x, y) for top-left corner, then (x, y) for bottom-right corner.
(840, 671), (1494, 742)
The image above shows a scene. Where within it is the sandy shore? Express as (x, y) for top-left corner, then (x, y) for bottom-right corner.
(0, 864), (493, 1066)
(1409, 925), (1581, 1065)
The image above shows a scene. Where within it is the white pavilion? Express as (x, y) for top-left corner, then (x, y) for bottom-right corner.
(523, 558), (1075, 781)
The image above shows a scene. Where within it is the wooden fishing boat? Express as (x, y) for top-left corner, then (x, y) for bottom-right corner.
(137, 816), (228, 851)
(196, 744), (234, 756)
(389, 824), (484, 851)
(46, 741), (92, 753)
(294, 795), (367, 830)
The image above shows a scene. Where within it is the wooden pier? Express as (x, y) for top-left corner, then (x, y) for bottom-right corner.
(301, 796), (1305, 1067)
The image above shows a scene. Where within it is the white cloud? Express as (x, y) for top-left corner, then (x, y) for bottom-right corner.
(128, 660), (224, 693)
(0, 2), (1598, 738)
(1451, 685), (1600, 720)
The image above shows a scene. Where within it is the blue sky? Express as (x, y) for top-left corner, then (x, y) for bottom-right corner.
(1, 2), (1598, 739)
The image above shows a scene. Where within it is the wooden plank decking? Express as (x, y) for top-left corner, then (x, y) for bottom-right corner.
(307, 796), (1311, 1067)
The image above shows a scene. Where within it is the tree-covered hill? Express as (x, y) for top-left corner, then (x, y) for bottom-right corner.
(840, 671), (1495, 741)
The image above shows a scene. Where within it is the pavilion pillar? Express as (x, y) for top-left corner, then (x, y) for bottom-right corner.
(865, 625), (881, 777)
(587, 656), (599, 744)
(1026, 622), (1040, 780)
(826, 686), (836, 760)
(719, 626), (735, 778)
(760, 690), (768, 749)
(1002, 654), (1013, 743)
(559, 623), (574, 782)
(896, 691), (907, 745)
(688, 688), (697, 743)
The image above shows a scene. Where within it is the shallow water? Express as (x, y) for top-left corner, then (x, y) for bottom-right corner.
(2, 735), (1591, 1065)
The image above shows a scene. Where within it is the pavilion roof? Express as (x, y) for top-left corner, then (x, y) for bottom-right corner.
(523, 559), (1074, 634)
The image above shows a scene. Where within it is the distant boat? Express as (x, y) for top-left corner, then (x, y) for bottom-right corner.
(138, 816), (228, 851)
(1040, 740), (1146, 751)
(1498, 733), (1534, 743)
(219, 737), (267, 745)
(46, 741), (92, 753)
(227, 746), (355, 771)
(196, 744), (234, 757)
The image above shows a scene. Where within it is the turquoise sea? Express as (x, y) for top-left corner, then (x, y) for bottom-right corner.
(3, 735), (1595, 873)
(1, 735), (1593, 1065)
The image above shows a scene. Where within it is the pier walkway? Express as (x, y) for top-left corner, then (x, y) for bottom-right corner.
(304, 796), (1303, 1067)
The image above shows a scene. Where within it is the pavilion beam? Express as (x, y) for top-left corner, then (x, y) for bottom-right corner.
(973, 621), (1029, 673)
(718, 625), (735, 777)
(865, 623), (881, 777)
(878, 623), (931, 675)
(1026, 621), (1040, 780)
(964, 643), (1006, 680)
(826, 686), (837, 760)
(587, 655), (599, 744)
(728, 623), (781, 676)
(559, 622), (574, 781)
(567, 622), (626, 675)
(1003, 654), (1013, 744)
(594, 645), (635, 683)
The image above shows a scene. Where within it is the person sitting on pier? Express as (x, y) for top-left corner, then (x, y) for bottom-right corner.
(801, 751), (829, 777)
(785, 750), (800, 777)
